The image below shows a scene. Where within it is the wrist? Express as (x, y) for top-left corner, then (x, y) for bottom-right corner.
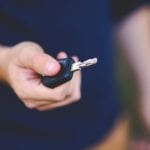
(0, 46), (11, 83)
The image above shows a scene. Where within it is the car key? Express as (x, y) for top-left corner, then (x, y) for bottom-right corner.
(41, 57), (97, 88)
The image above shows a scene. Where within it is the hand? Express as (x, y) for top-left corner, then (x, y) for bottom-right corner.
(0, 42), (81, 111)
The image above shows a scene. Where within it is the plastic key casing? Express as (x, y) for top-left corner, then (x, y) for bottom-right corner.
(41, 58), (75, 88)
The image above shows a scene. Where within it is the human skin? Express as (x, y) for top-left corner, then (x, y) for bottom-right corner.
(117, 5), (150, 131)
(0, 41), (81, 111)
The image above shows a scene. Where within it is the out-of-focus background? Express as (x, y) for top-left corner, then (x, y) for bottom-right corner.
(116, 47), (150, 142)
(112, 1), (150, 149)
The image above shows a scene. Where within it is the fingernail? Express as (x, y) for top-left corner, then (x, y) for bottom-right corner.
(45, 61), (54, 73)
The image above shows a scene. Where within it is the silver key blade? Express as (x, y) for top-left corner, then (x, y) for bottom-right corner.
(71, 58), (97, 71)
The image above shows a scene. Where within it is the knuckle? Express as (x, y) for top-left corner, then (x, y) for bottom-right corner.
(22, 41), (41, 49)
(13, 87), (30, 102)
(24, 101), (36, 109)
(13, 88), (27, 101)
(73, 93), (81, 102)
(20, 41), (43, 53)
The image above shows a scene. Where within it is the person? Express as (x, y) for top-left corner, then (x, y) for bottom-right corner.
(0, 0), (149, 149)
(114, 1), (150, 149)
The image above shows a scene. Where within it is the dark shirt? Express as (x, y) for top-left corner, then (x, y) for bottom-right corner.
(0, 0), (148, 149)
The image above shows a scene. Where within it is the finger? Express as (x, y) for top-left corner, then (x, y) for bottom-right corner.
(72, 55), (82, 100)
(36, 95), (73, 111)
(21, 79), (71, 101)
(66, 55), (80, 95)
(36, 68), (81, 111)
(27, 53), (60, 76)
(37, 82), (81, 111)
(57, 51), (67, 59)
(65, 71), (78, 96)
(71, 70), (82, 100)
(72, 55), (79, 62)
(23, 99), (54, 109)
(18, 45), (61, 76)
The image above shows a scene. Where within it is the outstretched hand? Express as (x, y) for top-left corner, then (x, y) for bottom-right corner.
(0, 42), (81, 111)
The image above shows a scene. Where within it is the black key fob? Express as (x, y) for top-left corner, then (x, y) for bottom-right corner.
(41, 58), (75, 88)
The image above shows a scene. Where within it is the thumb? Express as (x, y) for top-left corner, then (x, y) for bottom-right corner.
(20, 51), (61, 76)
(32, 53), (61, 76)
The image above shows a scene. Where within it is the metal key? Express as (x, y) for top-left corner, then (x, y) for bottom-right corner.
(71, 58), (97, 71)
(41, 57), (97, 88)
